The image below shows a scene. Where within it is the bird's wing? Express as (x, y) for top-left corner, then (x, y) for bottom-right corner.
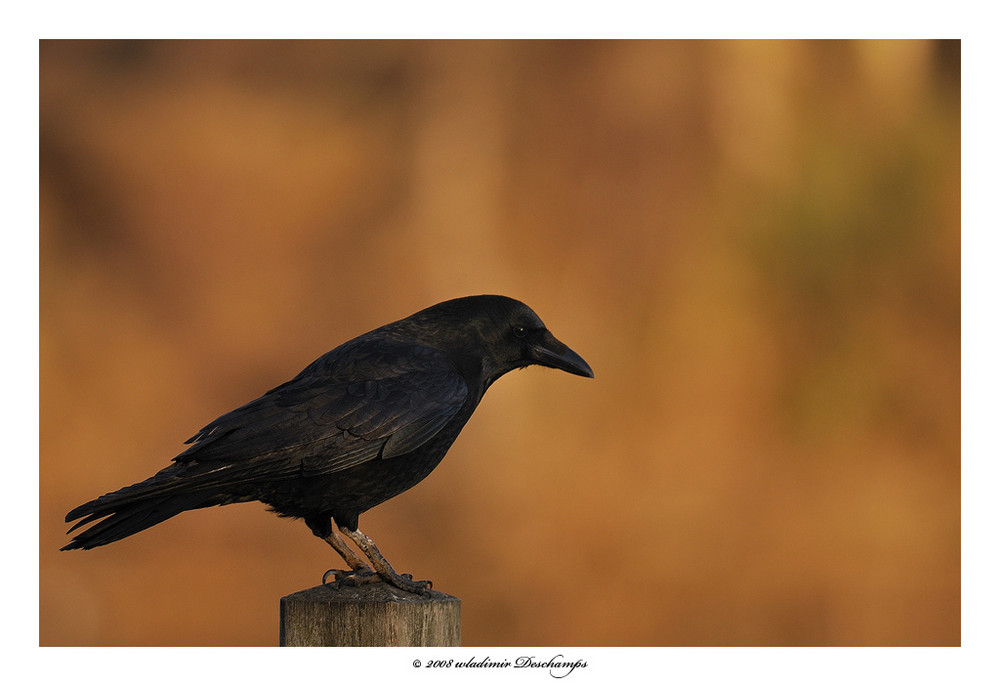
(63, 340), (469, 528)
(172, 339), (469, 484)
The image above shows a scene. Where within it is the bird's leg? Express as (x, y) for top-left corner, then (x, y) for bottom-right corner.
(339, 525), (433, 595)
(320, 529), (379, 588)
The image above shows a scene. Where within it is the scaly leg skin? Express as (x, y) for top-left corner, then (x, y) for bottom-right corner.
(320, 530), (380, 588)
(339, 525), (433, 595)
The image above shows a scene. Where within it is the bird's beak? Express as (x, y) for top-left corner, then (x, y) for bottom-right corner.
(532, 331), (594, 378)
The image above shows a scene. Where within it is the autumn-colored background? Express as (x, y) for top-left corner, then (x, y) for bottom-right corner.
(40, 39), (960, 646)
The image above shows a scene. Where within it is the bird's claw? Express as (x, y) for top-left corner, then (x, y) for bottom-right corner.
(387, 573), (433, 595)
(322, 568), (380, 588)
(322, 568), (432, 595)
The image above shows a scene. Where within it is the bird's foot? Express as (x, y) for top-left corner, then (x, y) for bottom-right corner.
(335, 525), (434, 595)
(322, 568), (380, 588)
(380, 571), (433, 595)
(322, 567), (432, 594)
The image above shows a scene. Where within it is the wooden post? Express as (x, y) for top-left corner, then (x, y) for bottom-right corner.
(279, 582), (461, 646)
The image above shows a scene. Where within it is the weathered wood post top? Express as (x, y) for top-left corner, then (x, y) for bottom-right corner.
(279, 582), (461, 647)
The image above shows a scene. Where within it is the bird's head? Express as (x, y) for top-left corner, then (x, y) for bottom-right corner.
(407, 295), (594, 387)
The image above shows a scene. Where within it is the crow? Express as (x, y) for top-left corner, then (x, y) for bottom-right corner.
(62, 295), (593, 593)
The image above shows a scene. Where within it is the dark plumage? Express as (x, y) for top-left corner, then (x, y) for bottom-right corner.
(62, 295), (592, 592)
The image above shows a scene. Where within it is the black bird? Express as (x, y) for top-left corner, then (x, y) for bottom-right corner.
(63, 295), (593, 593)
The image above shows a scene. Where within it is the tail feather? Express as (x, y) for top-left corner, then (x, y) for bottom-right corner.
(64, 458), (272, 550)
(62, 492), (219, 550)
(63, 463), (229, 550)
(65, 462), (196, 524)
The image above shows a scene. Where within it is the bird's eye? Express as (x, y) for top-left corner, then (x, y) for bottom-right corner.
(513, 326), (527, 338)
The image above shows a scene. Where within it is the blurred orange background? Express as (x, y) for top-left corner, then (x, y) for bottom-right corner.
(40, 39), (960, 646)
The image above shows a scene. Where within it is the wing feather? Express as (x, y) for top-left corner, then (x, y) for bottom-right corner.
(169, 339), (468, 487)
